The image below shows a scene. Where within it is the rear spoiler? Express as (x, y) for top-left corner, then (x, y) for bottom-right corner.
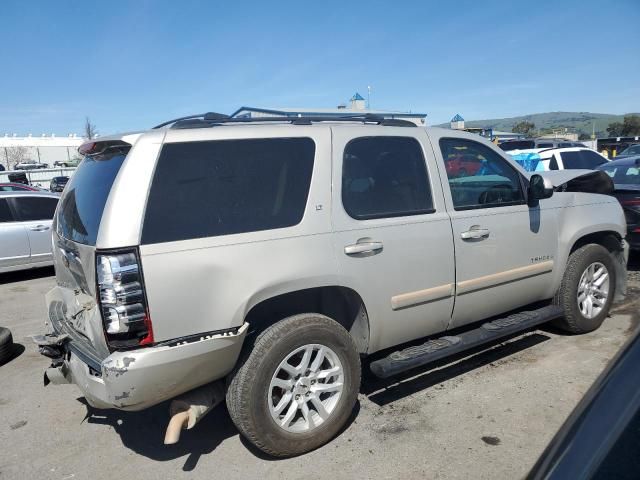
(78, 140), (131, 157)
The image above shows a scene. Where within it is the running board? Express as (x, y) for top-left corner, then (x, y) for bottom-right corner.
(369, 305), (563, 379)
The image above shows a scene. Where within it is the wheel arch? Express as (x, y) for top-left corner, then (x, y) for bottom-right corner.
(568, 230), (627, 302)
(243, 286), (370, 354)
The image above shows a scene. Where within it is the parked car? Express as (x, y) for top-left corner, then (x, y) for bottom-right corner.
(508, 147), (609, 172)
(7, 172), (29, 185)
(615, 144), (640, 159)
(49, 176), (69, 193)
(14, 161), (48, 170)
(528, 325), (640, 479)
(53, 158), (82, 168)
(499, 138), (585, 152)
(0, 191), (59, 273)
(0, 182), (40, 192)
(0, 164), (5, 172)
(597, 156), (640, 250)
(443, 152), (483, 177)
(35, 116), (628, 458)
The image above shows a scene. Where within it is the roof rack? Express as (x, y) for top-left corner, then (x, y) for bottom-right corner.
(152, 112), (417, 130)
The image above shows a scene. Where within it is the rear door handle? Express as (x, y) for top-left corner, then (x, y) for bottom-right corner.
(29, 224), (50, 232)
(344, 240), (384, 257)
(461, 226), (490, 240)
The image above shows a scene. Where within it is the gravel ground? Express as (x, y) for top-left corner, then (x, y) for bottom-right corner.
(0, 254), (638, 480)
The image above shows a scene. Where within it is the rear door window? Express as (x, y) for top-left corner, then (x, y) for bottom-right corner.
(579, 150), (608, 168)
(142, 137), (315, 244)
(11, 196), (58, 221)
(341, 136), (433, 220)
(561, 150), (606, 169)
(0, 198), (14, 222)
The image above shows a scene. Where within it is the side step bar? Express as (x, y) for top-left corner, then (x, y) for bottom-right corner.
(370, 305), (563, 379)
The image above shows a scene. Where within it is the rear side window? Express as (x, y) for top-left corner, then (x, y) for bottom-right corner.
(342, 136), (433, 220)
(12, 196), (58, 221)
(498, 140), (535, 152)
(56, 148), (129, 245)
(142, 137), (315, 244)
(537, 143), (553, 148)
(561, 151), (606, 169)
(0, 199), (14, 222)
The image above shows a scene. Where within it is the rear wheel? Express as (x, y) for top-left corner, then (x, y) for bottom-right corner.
(553, 244), (616, 333)
(226, 314), (361, 457)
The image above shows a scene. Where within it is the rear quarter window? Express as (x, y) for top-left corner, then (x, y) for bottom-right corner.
(142, 137), (315, 244)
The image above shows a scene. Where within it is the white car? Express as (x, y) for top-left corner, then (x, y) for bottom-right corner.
(509, 147), (609, 172)
(0, 191), (59, 273)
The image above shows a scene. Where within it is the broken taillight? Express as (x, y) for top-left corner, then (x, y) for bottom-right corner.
(96, 250), (154, 349)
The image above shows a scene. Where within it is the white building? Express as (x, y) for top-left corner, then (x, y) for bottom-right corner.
(0, 133), (84, 169)
(232, 92), (427, 126)
(450, 114), (465, 129)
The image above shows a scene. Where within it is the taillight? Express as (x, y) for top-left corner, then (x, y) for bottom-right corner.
(96, 250), (154, 349)
(621, 199), (640, 207)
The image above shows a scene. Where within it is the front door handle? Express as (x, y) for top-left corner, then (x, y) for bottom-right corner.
(461, 226), (490, 240)
(344, 240), (384, 257)
(29, 224), (50, 232)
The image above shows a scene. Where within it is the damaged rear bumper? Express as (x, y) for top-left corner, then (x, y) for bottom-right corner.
(36, 322), (248, 411)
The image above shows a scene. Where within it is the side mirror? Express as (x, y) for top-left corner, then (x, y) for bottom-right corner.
(528, 174), (554, 204)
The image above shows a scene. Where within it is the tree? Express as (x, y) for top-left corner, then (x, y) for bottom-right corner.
(578, 133), (591, 141)
(84, 117), (98, 140)
(512, 121), (535, 136)
(622, 115), (640, 136)
(3, 146), (29, 169)
(606, 121), (624, 137)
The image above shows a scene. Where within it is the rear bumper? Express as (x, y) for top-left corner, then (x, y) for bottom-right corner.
(40, 310), (248, 411)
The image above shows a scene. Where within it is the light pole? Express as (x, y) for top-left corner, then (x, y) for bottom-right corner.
(367, 85), (371, 109)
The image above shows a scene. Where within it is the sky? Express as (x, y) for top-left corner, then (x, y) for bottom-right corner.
(0, 0), (639, 136)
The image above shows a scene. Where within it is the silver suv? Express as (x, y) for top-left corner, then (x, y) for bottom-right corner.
(36, 114), (628, 457)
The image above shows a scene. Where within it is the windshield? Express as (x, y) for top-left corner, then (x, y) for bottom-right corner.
(600, 164), (640, 185)
(56, 148), (128, 245)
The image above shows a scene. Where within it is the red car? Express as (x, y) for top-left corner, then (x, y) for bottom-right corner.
(444, 153), (483, 177)
(0, 182), (40, 192)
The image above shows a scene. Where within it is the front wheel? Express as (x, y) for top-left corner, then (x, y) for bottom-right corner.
(226, 314), (361, 457)
(553, 244), (616, 333)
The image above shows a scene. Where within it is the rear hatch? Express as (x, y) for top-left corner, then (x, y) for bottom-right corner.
(49, 140), (132, 363)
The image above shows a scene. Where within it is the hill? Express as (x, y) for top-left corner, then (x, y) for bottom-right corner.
(435, 112), (640, 137)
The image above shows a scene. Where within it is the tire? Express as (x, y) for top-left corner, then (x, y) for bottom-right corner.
(553, 244), (616, 333)
(0, 327), (15, 365)
(226, 314), (361, 457)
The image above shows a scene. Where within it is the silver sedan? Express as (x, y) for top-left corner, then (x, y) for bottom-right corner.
(0, 191), (59, 273)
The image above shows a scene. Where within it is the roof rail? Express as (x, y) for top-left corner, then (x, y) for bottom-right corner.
(153, 112), (417, 129)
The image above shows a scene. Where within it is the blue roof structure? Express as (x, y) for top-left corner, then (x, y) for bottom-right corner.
(451, 114), (464, 122)
(351, 92), (365, 101)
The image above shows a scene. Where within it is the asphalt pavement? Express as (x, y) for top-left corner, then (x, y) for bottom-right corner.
(0, 256), (638, 480)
